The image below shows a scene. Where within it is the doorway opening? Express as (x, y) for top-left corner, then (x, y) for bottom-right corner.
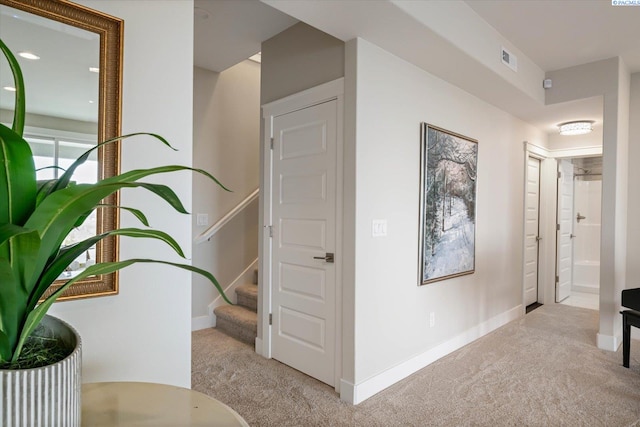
(557, 156), (602, 311)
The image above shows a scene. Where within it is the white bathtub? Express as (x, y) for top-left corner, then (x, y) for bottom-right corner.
(573, 261), (600, 294)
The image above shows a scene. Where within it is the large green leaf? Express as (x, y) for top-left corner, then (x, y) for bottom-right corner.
(26, 228), (186, 313)
(0, 331), (11, 364)
(0, 225), (38, 305)
(36, 179), (59, 206)
(51, 132), (177, 195)
(0, 223), (31, 247)
(70, 182), (186, 232)
(9, 230), (40, 294)
(24, 179), (196, 288)
(0, 39), (25, 136)
(15, 258), (232, 360)
(101, 165), (231, 192)
(0, 257), (19, 362)
(98, 204), (150, 226)
(0, 125), (37, 227)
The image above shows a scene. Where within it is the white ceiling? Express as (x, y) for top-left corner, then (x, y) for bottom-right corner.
(466, 0), (640, 73)
(3, 0), (638, 136)
(463, 0), (640, 133)
(193, 0), (296, 73)
(259, 0), (640, 135)
(0, 5), (99, 123)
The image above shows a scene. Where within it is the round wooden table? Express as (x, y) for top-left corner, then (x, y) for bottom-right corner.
(82, 382), (249, 426)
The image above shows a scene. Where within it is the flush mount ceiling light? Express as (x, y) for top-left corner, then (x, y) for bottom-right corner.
(3, 86), (16, 92)
(18, 51), (40, 60)
(89, 67), (99, 73)
(558, 120), (594, 136)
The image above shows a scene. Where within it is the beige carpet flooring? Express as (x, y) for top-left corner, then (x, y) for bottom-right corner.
(192, 304), (640, 426)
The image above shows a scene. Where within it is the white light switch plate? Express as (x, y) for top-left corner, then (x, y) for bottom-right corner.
(372, 219), (387, 237)
(196, 213), (209, 226)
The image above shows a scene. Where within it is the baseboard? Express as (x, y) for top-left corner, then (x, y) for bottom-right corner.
(255, 337), (263, 356)
(339, 305), (523, 405)
(339, 380), (355, 404)
(192, 314), (214, 331)
(597, 333), (621, 351)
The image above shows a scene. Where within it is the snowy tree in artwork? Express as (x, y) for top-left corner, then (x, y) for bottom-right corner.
(419, 124), (478, 285)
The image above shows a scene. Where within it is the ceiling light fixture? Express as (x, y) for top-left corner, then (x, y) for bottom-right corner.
(3, 86), (17, 92)
(18, 52), (40, 60)
(558, 120), (594, 136)
(89, 67), (99, 73)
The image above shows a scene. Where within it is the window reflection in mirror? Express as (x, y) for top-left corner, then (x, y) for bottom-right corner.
(26, 132), (99, 279)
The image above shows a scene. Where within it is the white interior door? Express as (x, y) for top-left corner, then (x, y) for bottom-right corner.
(270, 99), (337, 386)
(524, 157), (541, 306)
(556, 159), (574, 302)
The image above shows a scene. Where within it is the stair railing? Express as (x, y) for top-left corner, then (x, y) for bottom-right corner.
(194, 188), (259, 244)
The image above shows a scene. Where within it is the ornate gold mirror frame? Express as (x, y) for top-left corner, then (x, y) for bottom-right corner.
(0, 0), (123, 300)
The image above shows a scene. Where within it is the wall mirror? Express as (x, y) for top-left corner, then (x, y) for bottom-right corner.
(0, 0), (123, 300)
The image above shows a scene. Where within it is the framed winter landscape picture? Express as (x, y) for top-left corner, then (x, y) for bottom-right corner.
(418, 123), (478, 285)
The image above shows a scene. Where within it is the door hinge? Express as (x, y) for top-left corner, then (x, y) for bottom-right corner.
(555, 275), (559, 283)
(270, 137), (274, 150)
(556, 224), (560, 231)
(268, 225), (273, 238)
(269, 313), (272, 325)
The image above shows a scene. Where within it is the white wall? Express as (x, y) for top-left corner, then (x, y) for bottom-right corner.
(628, 72), (640, 285)
(49, 0), (194, 388)
(261, 22), (345, 105)
(546, 57), (630, 350)
(342, 38), (546, 402)
(192, 62), (260, 327)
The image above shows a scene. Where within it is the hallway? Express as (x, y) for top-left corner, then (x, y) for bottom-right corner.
(193, 304), (640, 426)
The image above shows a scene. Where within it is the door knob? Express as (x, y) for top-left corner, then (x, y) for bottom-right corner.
(313, 253), (334, 263)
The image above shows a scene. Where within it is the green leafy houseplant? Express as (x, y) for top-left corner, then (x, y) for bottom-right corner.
(0, 38), (231, 368)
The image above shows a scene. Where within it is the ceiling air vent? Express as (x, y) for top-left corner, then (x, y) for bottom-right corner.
(501, 46), (517, 72)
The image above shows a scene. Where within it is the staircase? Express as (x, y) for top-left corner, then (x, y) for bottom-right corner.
(213, 272), (257, 345)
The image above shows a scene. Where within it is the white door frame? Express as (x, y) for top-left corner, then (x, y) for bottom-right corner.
(556, 159), (575, 302)
(523, 155), (542, 307)
(523, 143), (549, 310)
(523, 142), (603, 308)
(258, 78), (344, 391)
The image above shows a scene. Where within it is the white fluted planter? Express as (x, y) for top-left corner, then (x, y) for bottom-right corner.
(0, 315), (82, 427)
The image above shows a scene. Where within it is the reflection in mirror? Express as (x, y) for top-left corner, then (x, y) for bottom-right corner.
(0, 0), (122, 300)
(0, 6), (99, 279)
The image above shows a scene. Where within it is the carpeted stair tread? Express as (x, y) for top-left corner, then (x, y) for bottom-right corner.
(214, 305), (257, 345)
(215, 305), (257, 329)
(236, 283), (258, 312)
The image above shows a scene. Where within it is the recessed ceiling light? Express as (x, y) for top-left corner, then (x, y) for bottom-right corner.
(89, 100), (94, 104)
(3, 86), (16, 92)
(558, 121), (594, 136)
(89, 67), (99, 73)
(18, 52), (40, 60)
